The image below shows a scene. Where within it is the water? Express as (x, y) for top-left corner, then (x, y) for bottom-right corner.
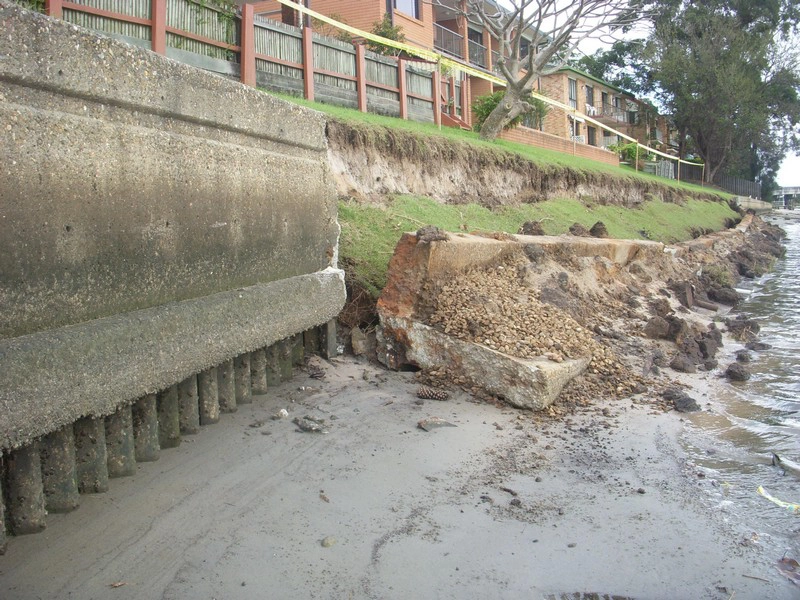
(682, 212), (800, 556)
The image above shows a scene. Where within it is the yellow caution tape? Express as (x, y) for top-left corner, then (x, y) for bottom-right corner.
(758, 485), (800, 514)
(272, 0), (700, 167)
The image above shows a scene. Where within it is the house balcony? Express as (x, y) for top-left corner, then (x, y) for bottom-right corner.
(469, 39), (487, 68)
(434, 23), (463, 59)
(591, 102), (628, 125)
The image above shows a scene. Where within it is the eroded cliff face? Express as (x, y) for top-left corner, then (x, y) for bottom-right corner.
(326, 120), (723, 207)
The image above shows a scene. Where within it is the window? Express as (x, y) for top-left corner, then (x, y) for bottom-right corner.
(519, 38), (530, 59)
(587, 126), (597, 146)
(568, 78), (577, 109)
(601, 91), (608, 107)
(585, 85), (594, 106)
(394, 0), (419, 19)
(467, 28), (483, 44)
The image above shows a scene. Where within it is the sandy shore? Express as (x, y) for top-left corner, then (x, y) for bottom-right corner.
(0, 353), (794, 600)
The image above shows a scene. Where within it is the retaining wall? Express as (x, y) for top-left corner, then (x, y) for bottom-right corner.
(0, 2), (345, 450)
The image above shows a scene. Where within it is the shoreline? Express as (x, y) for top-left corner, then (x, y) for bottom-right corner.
(0, 353), (796, 599)
(1, 214), (796, 599)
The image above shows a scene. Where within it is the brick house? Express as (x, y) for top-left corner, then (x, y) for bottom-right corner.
(245, 2), (650, 164)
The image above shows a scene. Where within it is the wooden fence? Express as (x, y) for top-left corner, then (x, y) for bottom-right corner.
(40, 0), (466, 126)
(717, 174), (762, 199)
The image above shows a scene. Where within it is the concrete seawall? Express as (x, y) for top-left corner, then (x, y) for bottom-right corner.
(0, 2), (345, 544)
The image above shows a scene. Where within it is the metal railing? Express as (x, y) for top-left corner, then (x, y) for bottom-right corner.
(601, 135), (618, 149)
(468, 39), (487, 68)
(599, 102), (627, 122)
(434, 23), (463, 59)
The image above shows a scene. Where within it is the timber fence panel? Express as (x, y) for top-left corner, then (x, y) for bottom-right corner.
(253, 18), (303, 94)
(311, 35), (358, 108)
(679, 162), (704, 183)
(166, 0), (239, 61)
(365, 52), (401, 117)
(62, 0), (151, 43)
(406, 65), (435, 123)
(718, 174), (761, 199)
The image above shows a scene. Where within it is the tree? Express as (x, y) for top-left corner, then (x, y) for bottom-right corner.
(434, 0), (648, 141)
(646, 0), (800, 183)
(367, 14), (406, 56)
(573, 40), (651, 95)
(582, 0), (800, 188)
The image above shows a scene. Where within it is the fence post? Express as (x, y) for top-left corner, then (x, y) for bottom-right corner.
(635, 145), (639, 171)
(432, 69), (442, 127)
(676, 159), (681, 183)
(398, 57), (408, 120)
(240, 4), (256, 87)
(461, 75), (469, 124)
(151, 0), (166, 55)
(45, 0), (63, 18)
(448, 76), (456, 117)
(355, 44), (367, 113)
(302, 25), (315, 102)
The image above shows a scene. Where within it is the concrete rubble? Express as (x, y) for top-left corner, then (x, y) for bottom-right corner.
(376, 230), (659, 410)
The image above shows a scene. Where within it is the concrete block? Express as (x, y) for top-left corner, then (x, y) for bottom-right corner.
(1, 263), (346, 451)
(217, 359), (237, 413)
(74, 417), (109, 494)
(304, 327), (321, 355)
(132, 394), (160, 462)
(40, 426), (80, 513)
(234, 354), (252, 405)
(0, 6), (347, 450)
(5, 442), (47, 534)
(379, 315), (589, 411)
(265, 345), (281, 387)
(198, 367), (220, 425)
(0, 471), (5, 554)
(156, 386), (181, 450)
(250, 348), (268, 395)
(105, 405), (136, 478)
(177, 376), (200, 435)
(319, 319), (338, 359)
(291, 333), (305, 366)
(279, 339), (294, 382)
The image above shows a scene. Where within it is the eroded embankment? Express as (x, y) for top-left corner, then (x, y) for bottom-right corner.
(326, 119), (725, 206)
(375, 215), (785, 415)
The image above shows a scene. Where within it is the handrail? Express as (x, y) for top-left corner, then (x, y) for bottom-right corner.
(434, 23), (463, 59)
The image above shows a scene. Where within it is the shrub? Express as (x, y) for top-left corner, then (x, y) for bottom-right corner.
(472, 91), (549, 132)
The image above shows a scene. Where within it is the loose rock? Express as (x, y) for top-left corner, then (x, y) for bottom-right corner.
(725, 363), (751, 381)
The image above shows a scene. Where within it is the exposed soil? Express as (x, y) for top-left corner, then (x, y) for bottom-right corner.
(326, 119), (727, 206)
(388, 214), (785, 419)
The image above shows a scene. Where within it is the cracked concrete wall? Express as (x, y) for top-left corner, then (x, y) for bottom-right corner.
(0, 3), (345, 449)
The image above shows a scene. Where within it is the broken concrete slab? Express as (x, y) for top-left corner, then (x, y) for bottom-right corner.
(379, 314), (589, 411)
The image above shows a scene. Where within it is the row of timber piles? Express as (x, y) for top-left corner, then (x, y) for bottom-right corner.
(0, 324), (334, 553)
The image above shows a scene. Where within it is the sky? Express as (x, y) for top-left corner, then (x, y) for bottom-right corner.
(777, 154), (800, 188)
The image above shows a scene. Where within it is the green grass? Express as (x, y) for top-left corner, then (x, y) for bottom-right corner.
(339, 194), (740, 298)
(265, 90), (728, 198)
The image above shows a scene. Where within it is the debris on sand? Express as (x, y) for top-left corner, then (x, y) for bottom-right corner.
(418, 417), (457, 432)
(293, 415), (328, 433)
(416, 386), (449, 401)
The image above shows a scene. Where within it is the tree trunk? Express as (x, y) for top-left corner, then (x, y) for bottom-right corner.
(479, 87), (527, 141)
